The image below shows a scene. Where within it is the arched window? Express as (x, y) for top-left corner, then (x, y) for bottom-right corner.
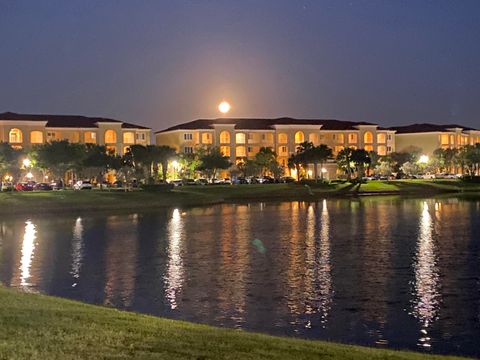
(105, 130), (117, 143)
(9, 128), (23, 143)
(236, 146), (246, 157)
(220, 131), (230, 144)
(364, 131), (373, 144)
(30, 131), (43, 144)
(84, 132), (97, 143)
(294, 131), (304, 144)
(235, 133), (246, 144)
(123, 132), (135, 144)
(278, 133), (288, 144)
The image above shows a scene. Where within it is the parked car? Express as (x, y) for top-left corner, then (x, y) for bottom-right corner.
(1, 182), (14, 191)
(169, 179), (183, 187)
(34, 182), (53, 191)
(213, 178), (232, 185)
(258, 176), (275, 184)
(73, 180), (93, 190)
(246, 176), (259, 184)
(182, 179), (197, 186)
(233, 177), (248, 184)
(50, 180), (64, 190)
(279, 176), (295, 183)
(15, 182), (35, 191)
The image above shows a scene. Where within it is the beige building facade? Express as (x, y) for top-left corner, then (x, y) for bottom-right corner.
(0, 112), (151, 155)
(391, 123), (480, 156)
(156, 118), (396, 179)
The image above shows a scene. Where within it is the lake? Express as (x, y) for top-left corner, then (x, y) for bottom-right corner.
(1, 197), (479, 357)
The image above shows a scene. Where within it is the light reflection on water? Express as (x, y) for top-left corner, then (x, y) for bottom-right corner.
(0, 197), (479, 357)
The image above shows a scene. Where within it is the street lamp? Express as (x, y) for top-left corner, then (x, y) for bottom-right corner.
(23, 158), (31, 168)
(418, 155), (429, 164)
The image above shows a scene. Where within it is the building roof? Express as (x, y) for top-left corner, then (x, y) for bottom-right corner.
(0, 112), (150, 130)
(390, 123), (478, 134)
(156, 117), (379, 134)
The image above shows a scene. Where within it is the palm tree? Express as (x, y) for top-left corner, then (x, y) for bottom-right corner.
(336, 147), (355, 181)
(310, 144), (333, 181)
(153, 145), (177, 182)
(287, 153), (302, 181)
(351, 149), (371, 180)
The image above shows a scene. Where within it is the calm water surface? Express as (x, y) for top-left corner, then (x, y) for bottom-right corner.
(1, 197), (479, 356)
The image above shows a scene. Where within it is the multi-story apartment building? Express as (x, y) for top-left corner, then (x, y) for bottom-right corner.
(0, 112), (151, 154)
(156, 117), (396, 179)
(391, 123), (480, 156)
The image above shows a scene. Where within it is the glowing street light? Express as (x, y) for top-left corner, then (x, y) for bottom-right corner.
(418, 155), (429, 164)
(23, 158), (32, 167)
(26, 172), (34, 179)
(321, 167), (328, 173)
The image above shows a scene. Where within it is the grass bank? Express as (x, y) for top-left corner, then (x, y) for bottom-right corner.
(1, 180), (480, 215)
(0, 287), (465, 359)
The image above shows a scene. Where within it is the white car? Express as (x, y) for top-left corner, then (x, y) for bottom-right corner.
(73, 180), (93, 190)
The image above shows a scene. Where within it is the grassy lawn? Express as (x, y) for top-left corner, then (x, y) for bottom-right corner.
(0, 287), (465, 360)
(1, 180), (479, 215)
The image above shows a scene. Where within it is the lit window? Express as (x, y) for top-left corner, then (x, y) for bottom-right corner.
(84, 132), (96, 143)
(30, 131), (43, 144)
(105, 130), (117, 143)
(220, 131), (230, 144)
(334, 146), (344, 154)
(9, 128), (23, 143)
(183, 133), (193, 141)
(364, 131), (373, 144)
(184, 146), (193, 154)
(294, 131), (304, 144)
(377, 133), (386, 144)
(335, 133), (345, 143)
(70, 132), (80, 143)
(278, 133), (288, 144)
(364, 145), (374, 152)
(220, 145), (230, 157)
(201, 133), (212, 144)
(236, 133), (246, 144)
(378, 145), (387, 156)
(123, 132), (135, 144)
(236, 146), (246, 157)
(348, 133), (358, 143)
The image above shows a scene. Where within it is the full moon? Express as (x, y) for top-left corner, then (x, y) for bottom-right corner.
(218, 101), (231, 114)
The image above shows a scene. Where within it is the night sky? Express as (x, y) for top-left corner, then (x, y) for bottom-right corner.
(1, 0), (480, 131)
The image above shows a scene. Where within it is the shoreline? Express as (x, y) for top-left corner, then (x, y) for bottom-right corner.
(0, 286), (467, 359)
(3, 181), (480, 216)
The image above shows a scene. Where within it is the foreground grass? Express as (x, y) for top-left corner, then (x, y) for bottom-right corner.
(1, 180), (480, 215)
(0, 287), (465, 360)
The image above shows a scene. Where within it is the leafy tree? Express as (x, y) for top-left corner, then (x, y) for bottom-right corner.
(237, 158), (260, 177)
(32, 141), (85, 180)
(255, 147), (277, 176)
(310, 144), (333, 180)
(374, 159), (394, 176)
(178, 152), (201, 179)
(80, 144), (113, 182)
(197, 147), (231, 181)
(0, 142), (22, 189)
(401, 161), (421, 176)
(287, 153), (303, 181)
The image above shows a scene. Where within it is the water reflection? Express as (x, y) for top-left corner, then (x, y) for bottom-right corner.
(318, 199), (332, 326)
(70, 217), (84, 287)
(19, 220), (37, 289)
(412, 202), (441, 349)
(165, 208), (184, 310)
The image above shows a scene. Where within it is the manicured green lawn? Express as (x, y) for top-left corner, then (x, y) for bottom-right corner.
(1, 180), (479, 216)
(0, 287), (465, 359)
